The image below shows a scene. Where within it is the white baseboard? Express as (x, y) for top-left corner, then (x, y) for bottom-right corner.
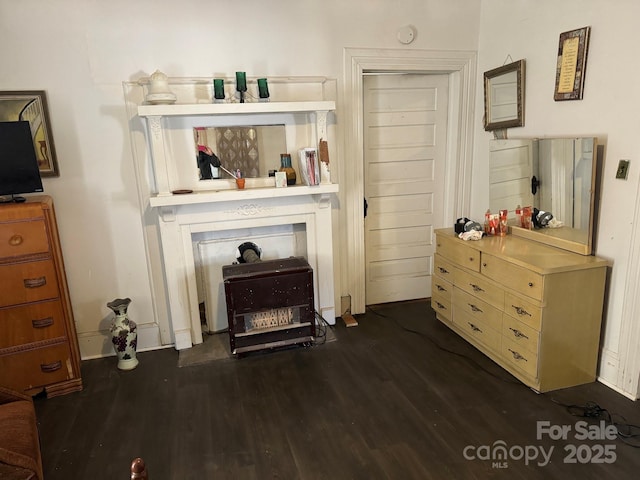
(78, 323), (168, 360)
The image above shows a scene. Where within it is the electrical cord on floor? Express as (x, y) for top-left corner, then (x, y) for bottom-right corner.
(366, 305), (522, 385)
(313, 310), (329, 345)
(548, 398), (640, 448)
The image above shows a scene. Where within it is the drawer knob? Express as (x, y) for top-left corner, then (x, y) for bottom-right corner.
(470, 283), (484, 293)
(9, 234), (24, 246)
(508, 349), (527, 361)
(509, 327), (529, 340)
(482, 262), (487, 267)
(511, 305), (532, 317)
(438, 267), (449, 274)
(40, 360), (62, 373)
(528, 282), (534, 287)
(468, 322), (482, 333)
(24, 276), (47, 288)
(32, 317), (54, 329)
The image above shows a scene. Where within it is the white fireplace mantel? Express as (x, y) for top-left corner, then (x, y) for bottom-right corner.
(132, 81), (339, 350)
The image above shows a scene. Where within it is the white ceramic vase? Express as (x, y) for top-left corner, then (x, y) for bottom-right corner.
(107, 297), (139, 370)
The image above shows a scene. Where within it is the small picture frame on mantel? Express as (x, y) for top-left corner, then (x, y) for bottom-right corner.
(554, 26), (591, 101)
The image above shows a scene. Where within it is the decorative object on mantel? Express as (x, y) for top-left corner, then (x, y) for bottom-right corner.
(319, 138), (331, 184)
(257, 78), (270, 102)
(107, 297), (139, 370)
(298, 147), (320, 186)
(279, 153), (297, 185)
(554, 26), (591, 101)
(213, 78), (225, 102)
(236, 71), (247, 103)
(145, 70), (176, 105)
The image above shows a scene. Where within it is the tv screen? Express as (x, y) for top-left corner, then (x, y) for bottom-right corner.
(0, 121), (44, 201)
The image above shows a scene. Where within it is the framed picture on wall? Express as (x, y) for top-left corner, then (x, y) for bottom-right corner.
(554, 26), (591, 101)
(0, 90), (59, 176)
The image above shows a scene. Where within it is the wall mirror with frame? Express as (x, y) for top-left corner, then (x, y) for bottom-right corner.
(483, 59), (525, 131)
(194, 124), (286, 180)
(489, 136), (602, 255)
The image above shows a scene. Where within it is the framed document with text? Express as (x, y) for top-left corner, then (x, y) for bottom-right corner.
(554, 26), (591, 101)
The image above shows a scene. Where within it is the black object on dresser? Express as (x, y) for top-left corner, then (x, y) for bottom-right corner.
(223, 256), (315, 355)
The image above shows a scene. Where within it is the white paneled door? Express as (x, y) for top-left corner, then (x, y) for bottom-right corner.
(364, 74), (449, 305)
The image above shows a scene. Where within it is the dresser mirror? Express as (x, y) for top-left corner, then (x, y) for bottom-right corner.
(194, 124), (286, 179)
(483, 59), (525, 131)
(489, 137), (601, 255)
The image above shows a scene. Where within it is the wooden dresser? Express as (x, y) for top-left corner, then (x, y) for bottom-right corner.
(432, 228), (609, 393)
(0, 196), (82, 397)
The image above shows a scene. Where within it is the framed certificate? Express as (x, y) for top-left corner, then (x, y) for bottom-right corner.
(554, 26), (591, 101)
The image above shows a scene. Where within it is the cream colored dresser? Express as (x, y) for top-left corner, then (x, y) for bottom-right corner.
(432, 228), (609, 392)
(0, 196), (82, 397)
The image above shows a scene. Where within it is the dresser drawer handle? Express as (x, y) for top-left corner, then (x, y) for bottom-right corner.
(438, 267), (450, 274)
(24, 276), (47, 288)
(468, 322), (482, 333)
(436, 285), (447, 292)
(468, 303), (483, 313)
(508, 349), (527, 362)
(40, 360), (62, 373)
(511, 305), (532, 317)
(482, 262), (487, 267)
(528, 282), (534, 287)
(470, 283), (484, 293)
(468, 256), (474, 262)
(32, 317), (54, 328)
(509, 327), (529, 340)
(434, 301), (446, 310)
(9, 234), (24, 246)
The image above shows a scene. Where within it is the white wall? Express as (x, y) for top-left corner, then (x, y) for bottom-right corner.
(0, 0), (481, 355)
(474, 0), (640, 397)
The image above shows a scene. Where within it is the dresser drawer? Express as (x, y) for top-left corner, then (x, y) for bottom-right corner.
(502, 336), (538, 378)
(435, 236), (480, 272)
(0, 260), (59, 307)
(453, 310), (501, 353)
(0, 300), (66, 349)
(432, 274), (453, 300)
(0, 342), (73, 392)
(455, 268), (504, 310)
(434, 254), (456, 284)
(502, 314), (540, 355)
(453, 288), (502, 332)
(504, 291), (542, 331)
(431, 290), (452, 321)
(0, 219), (49, 259)
(481, 253), (544, 301)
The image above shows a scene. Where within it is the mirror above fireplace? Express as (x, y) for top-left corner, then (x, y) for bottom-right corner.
(194, 124), (286, 179)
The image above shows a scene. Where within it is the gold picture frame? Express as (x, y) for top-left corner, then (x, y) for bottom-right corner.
(0, 90), (59, 176)
(554, 26), (591, 101)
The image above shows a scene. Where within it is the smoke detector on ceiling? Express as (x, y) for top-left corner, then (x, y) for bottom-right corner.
(397, 25), (417, 44)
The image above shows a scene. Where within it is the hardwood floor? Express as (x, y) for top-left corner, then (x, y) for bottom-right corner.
(34, 300), (640, 479)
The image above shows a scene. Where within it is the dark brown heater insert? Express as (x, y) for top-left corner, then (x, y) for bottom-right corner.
(223, 256), (315, 355)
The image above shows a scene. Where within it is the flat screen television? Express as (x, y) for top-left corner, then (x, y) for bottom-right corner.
(0, 121), (44, 203)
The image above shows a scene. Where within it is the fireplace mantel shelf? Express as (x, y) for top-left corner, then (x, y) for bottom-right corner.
(138, 100), (335, 117)
(149, 183), (339, 207)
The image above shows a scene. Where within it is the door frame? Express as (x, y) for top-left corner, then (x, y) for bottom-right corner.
(341, 47), (477, 314)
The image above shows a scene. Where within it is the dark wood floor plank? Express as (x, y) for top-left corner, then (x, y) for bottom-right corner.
(34, 300), (640, 479)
